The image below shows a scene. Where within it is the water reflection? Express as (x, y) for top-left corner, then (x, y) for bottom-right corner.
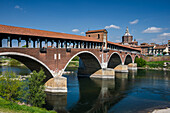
(1, 66), (170, 113)
(45, 93), (68, 113)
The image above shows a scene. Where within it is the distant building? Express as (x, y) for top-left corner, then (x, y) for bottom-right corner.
(168, 40), (170, 54)
(138, 43), (168, 55)
(121, 27), (138, 46)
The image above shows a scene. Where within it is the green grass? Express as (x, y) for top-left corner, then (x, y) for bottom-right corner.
(0, 97), (56, 113)
(146, 61), (170, 68)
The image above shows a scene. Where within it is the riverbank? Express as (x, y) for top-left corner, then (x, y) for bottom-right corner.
(137, 61), (170, 71)
(0, 97), (56, 113)
(152, 108), (170, 113)
(0, 58), (25, 67)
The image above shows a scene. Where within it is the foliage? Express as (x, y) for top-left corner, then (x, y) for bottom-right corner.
(134, 57), (146, 67)
(22, 45), (27, 48)
(146, 61), (170, 68)
(67, 61), (79, 67)
(9, 59), (22, 66)
(0, 71), (23, 102)
(26, 69), (46, 107)
(72, 56), (79, 61)
(0, 97), (56, 113)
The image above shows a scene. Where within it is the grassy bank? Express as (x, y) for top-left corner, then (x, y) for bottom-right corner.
(0, 97), (56, 113)
(0, 58), (24, 67)
(146, 61), (170, 69)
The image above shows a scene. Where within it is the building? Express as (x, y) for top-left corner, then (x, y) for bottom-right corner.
(168, 40), (170, 54)
(86, 29), (108, 49)
(121, 27), (138, 46)
(138, 43), (168, 55)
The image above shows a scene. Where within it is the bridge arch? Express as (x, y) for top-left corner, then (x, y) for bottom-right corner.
(0, 52), (54, 80)
(124, 54), (133, 65)
(107, 52), (122, 68)
(62, 51), (102, 76)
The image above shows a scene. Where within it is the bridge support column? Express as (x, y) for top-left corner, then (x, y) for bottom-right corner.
(114, 65), (128, 73)
(7, 36), (11, 47)
(89, 42), (91, 48)
(0, 38), (2, 47)
(51, 40), (54, 48)
(86, 42), (88, 48)
(45, 77), (67, 93)
(28, 38), (31, 48)
(78, 42), (80, 48)
(90, 68), (115, 79)
(33, 40), (36, 48)
(37, 39), (40, 48)
(58, 40), (61, 48)
(128, 63), (137, 70)
(45, 39), (48, 48)
(18, 37), (21, 47)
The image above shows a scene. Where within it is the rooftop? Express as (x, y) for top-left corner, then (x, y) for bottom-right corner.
(0, 24), (102, 42)
(107, 41), (141, 51)
(86, 29), (107, 34)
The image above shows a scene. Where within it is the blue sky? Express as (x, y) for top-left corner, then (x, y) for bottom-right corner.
(0, 0), (170, 45)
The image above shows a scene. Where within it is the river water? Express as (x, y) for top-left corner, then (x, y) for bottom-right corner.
(0, 66), (170, 113)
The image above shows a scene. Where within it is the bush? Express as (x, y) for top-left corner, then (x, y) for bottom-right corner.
(25, 69), (46, 107)
(0, 71), (23, 102)
(72, 56), (79, 61)
(135, 57), (146, 67)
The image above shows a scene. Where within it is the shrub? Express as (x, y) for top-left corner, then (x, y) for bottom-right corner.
(0, 71), (23, 102)
(25, 69), (46, 107)
(135, 57), (146, 67)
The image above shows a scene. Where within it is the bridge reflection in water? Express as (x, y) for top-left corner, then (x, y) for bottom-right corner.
(45, 70), (138, 113)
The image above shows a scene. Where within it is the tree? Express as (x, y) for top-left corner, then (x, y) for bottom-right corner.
(0, 71), (23, 102)
(135, 57), (146, 67)
(26, 69), (46, 107)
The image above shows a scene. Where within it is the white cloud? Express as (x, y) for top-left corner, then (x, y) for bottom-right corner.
(14, 5), (23, 10)
(142, 27), (163, 33)
(160, 33), (170, 37)
(129, 19), (139, 24)
(115, 40), (120, 42)
(80, 32), (85, 35)
(72, 29), (79, 32)
(105, 24), (120, 29)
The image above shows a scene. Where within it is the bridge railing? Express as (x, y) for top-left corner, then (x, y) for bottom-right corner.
(0, 36), (103, 50)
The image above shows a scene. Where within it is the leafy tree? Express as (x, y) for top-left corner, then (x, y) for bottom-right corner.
(72, 56), (79, 61)
(135, 57), (146, 67)
(26, 69), (46, 107)
(0, 71), (23, 102)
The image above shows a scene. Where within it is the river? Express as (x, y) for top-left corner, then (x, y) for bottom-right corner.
(0, 66), (170, 113)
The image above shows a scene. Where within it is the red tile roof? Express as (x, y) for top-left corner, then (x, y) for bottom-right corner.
(0, 24), (102, 42)
(107, 41), (141, 51)
(154, 46), (166, 49)
(86, 29), (107, 33)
